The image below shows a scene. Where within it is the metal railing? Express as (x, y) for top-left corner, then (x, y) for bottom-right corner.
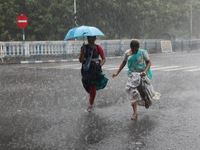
(1, 39), (200, 60)
(0, 42), (5, 62)
(172, 40), (200, 52)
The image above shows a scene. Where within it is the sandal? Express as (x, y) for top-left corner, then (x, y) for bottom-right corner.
(131, 113), (137, 120)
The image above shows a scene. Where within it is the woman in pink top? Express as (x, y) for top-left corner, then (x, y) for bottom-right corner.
(79, 36), (109, 112)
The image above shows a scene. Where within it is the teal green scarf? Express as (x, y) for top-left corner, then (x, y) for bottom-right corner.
(127, 49), (152, 80)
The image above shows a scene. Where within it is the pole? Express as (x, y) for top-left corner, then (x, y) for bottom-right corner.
(23, 28), (25, 44)
(74, 0), (76, 26)
(23, 28), (25, 60)
(74, 0), (77, 42)
(190, 0), (193, 39)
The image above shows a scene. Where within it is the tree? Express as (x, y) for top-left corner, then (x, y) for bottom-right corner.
(0, 0), (20, 41)
(192, 0), (200, 38)
(0, 0), (192, 41)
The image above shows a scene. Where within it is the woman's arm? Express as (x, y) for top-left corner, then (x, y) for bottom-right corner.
(142, 59), (151, 76)
(98, 45), (106, 66)
(100, 56), (106, 66)
(112, 60), (127, 78)
(79, 43), (85, 63)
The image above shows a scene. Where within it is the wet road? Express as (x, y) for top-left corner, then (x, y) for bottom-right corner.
(1, 50), (200, 150)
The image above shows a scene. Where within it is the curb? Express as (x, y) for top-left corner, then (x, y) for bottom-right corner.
(21, 59), (79, 64)
(0, 56), (123, 65)
(20, 56), (123, 64)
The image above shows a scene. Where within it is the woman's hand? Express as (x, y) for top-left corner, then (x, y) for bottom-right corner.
(112, 72), (118, 78)
(81, 43), (85, 51)
(83, 43), (85, 49)
(112, 60), (126, 79)
(141, 71), (147, 76)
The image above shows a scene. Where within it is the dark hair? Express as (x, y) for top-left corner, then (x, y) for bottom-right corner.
(87, 36), (96, 40)
(130, 39), (139, 49)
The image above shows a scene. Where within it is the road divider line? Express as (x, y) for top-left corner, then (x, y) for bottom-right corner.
(57, 66), (81, 69)
(151, 66), (180, 71)
(104, 67), (121, 70)
(164, 66), (197, 71)
(185, 68), (200, 72)
(39, 64), (80, 69)
(150, 65), (161, 68)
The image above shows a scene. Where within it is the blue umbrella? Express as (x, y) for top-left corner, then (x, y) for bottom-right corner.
(64, 25), (105, 41)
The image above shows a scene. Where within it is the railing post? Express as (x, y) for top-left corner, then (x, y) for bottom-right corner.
(104, 42), (107, 56)
(173, 40), (176, 52)
(6, 44), (9, 60)
(23, 44), (25, 60)
(36, 44), (41, 60)
(119, 41), (122, 55)
(46, 44), (49, 58)
(198, 40), (200, 49)
(155, 41), (157, 53)
(189, 39), (191, 51)
(9, 44), (12, 60)
(181, 40), (183, 51)
(51, 45), (53, 58)
(144, 41), (147, 50)
(0, 43), (5, 62)
(36, 44), (38, 60)
(72, 44), (75, 57)
(39, 44), (41, 60)
(63, 43), (66, 59)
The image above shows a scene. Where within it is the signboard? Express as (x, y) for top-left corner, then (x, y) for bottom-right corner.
(161, 41), (173, 53)
(17, 14), (28, 28)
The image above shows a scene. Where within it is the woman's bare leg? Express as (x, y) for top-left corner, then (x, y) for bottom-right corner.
(132, 102), (137, 114)
(131, 102), (137, 120)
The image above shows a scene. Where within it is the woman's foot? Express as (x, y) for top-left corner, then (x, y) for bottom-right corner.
(87, 106), (92, 112)
(131, 113), (137, 120)
(145, 101), (149, 109)
(144, 100), (149, 109)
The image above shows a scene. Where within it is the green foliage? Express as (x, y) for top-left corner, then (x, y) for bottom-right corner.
(0, 0), (20, 41)
(0, 0), (196, 41)
(193, 0), (200, 37)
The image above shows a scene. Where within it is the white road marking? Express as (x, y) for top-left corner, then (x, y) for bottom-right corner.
(19, 63), (200, 72)
(102, 65), (119, 69)
(150, 65), (161, 68)
(56, 66), (81, 69)
(104, 67), (121, 70)
(185, 68), (200, 72)
(164, 66), (197, 71)
(40, 64), (80, 69)
(151, 66), (180, 71)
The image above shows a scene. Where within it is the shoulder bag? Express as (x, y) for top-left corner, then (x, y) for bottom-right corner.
(83, 46), (95, 71)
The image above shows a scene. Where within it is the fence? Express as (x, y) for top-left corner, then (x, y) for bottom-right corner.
(0, 42), (6, 62)
(1, 39), (200, 60)
(172, 40), (200, 52)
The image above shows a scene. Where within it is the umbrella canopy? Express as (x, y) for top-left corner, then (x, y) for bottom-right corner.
(64, 25), (105, 41)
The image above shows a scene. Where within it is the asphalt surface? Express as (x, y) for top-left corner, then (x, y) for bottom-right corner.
(1, 50), (200, 150)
